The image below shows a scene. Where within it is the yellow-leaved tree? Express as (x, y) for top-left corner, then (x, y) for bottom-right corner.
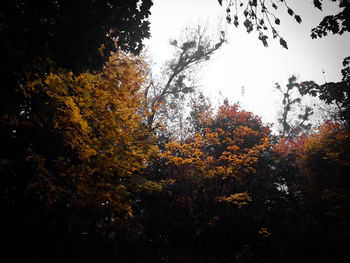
(5, 49), (157, 235)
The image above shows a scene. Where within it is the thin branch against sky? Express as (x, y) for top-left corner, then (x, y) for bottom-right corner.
(145, 0), (350, 124)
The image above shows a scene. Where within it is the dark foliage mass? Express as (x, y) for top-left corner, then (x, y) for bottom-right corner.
(0, 0), (153, 146)
(219, 0), (350, 49)
(0, 0), (153, 178)
(0, 1), (350, 263)
(0, 1), (153, 262)
(311, 0), (350, 38)
(0, 0), (152, 73)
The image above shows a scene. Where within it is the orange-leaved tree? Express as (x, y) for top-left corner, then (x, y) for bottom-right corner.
(142, 102), (272, 260)
(294, 121), (350, 218)
(163, 102), (271, 212)
(271, 120), (350, 263)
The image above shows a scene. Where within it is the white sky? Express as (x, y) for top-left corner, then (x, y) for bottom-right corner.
(144, 0), (350, 125)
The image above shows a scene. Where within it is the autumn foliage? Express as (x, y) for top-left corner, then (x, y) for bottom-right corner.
(1, 2), (350, 262)
(163, 103), (270, 206)
(1, 49), (158, 262)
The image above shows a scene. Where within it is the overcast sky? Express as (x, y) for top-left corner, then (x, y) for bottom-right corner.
(144, 0), (350, 125)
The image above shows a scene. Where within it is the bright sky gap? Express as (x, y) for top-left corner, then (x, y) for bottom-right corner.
(145, 0), (350, 125)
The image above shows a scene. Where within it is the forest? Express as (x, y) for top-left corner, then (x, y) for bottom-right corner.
(0, 0), (349, 262)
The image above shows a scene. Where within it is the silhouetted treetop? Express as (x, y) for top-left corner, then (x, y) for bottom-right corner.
(218, 0), (301, 49)
(218, 0), (350, 49)
(311, 0), (350, 38)
(0, 0), (153, 72)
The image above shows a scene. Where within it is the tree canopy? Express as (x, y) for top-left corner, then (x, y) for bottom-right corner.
(1, 1), (350, 262)
(0, 0), (153, 72)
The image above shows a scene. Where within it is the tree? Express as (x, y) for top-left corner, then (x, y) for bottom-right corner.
(299, 76), (350, 128)
(275, 76), (314, 139)
(0, 0), (153, 73)
(163, 102), (271, 202)
(292, 121), (350, 263)
(157, 102), (271, 260)
(296, 0), (350, 129)
(296, 121), (350, 216)
(144, 24), (226, 130)
(0, 1), (153, 160)
(311, 0), (350, 39)
(0, 48), (156, 263)
(187, 91), (214, 135)
(271, 116), (350, 262)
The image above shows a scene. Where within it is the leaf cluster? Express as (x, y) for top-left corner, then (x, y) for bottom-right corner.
(218, 0), (302, 49)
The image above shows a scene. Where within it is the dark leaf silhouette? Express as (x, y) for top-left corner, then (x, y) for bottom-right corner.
(295, 15), (302, 23)
(280, 37), (288, 49)
(314, 0), (323, 10)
